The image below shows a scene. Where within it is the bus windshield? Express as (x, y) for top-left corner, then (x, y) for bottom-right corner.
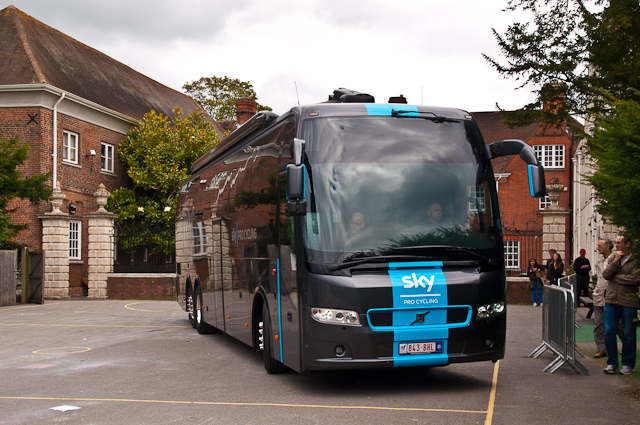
(301, 116), (499, 266)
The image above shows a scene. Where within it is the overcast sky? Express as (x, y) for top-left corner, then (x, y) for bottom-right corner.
(6, 0), (538, 115)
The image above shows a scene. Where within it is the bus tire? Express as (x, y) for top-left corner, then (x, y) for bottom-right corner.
(262, 307), (287, 374)
(187, 288), (196, 329)
(195, 286), (216, 335)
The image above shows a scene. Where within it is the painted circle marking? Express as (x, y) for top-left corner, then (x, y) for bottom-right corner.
(32, 347), (91, 354)
(124, 302), (166, 313)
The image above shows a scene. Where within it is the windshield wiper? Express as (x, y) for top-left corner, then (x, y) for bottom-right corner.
(328, 255), (436, 272)
(391, 245), (500, 266)
(390, 110), (460, 123)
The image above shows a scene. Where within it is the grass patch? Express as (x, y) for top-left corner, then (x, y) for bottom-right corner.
(575, 322), (640, 384)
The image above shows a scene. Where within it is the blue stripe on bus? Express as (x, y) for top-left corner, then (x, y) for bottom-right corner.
(388, 262), (449, 367)
(277, 258), (283, 363)
(365, 104), (419, 116)
(527, 165), (535, 197)
(236, 224), (239, 247)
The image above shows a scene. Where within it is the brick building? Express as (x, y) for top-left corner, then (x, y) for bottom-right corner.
(472, 110), (582, 273)
(0, 5), (222, 296)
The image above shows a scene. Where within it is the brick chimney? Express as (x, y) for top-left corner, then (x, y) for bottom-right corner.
(541, 83), (566, 114)
(236, 98), (257, 125)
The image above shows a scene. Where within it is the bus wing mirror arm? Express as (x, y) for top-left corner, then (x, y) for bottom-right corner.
(290, 138), (306, 166)
(487, 139), (546, 198)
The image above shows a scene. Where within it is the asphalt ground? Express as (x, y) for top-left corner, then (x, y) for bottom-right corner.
(0, 300), (639, 425)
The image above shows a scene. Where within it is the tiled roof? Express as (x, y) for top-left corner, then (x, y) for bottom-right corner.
(472, 111), (542, 172)
(0, 5), (211, 123)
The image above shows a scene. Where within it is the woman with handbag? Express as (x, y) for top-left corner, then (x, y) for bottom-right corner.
(527, 258), (544, 306)
(548, 252), (565, 286)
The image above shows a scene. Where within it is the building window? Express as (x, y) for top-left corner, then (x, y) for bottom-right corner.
(63, 130), (78, 164)
(539, 196), (552, 210)
(192, 221), (207, 255)
(69, 221), (81, 260)
(468, 185), (486, 213)
(504, 240), (519, 269)
(534, 145), (564, 168)
(101, 142), (114, 173)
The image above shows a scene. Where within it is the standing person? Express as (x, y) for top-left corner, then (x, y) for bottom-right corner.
(547, 252), (564, 286)
(527, 258), (544, 306)
(574, 249), (592, 306)
(592, 238), (624, 358)
(603, 236), (640, 375)
(545, 249), (557, 284)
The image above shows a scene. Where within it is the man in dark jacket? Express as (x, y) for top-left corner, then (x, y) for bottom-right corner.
(603, 236), (640, 375)
(574, 249), (591, 305)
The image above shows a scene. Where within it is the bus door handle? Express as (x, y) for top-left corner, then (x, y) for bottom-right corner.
(287, 312), (292, 322)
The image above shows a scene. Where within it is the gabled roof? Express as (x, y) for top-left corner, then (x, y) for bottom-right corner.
(0, 5), (210, 123)
(472, 111), (541, 172)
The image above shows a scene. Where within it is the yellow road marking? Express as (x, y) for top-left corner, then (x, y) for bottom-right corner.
(0, 323), (189, 329)
(0, 396), (487, 414)
(32, 347), (91, 354)
(484, 360), (500, 425)
(124, 302), (173, 313)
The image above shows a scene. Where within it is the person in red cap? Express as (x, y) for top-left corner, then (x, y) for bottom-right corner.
(574, 248), (591, 306)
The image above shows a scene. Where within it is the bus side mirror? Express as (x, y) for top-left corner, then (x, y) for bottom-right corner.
(487, 139), (546, 199)
(286, 164), (307, 216)
(528, 164), (546, 198)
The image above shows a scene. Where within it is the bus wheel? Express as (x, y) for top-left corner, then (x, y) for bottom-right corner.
(187, 292), (196, 328)
(261, 308), (286, 374)
(195, 286), (216, 335)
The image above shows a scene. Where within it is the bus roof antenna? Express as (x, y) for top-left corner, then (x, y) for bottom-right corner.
(295, 81), (300, 106)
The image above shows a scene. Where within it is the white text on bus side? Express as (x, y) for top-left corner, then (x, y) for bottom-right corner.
(401, 273), (435, 291)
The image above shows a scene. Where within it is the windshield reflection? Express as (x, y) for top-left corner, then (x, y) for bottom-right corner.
(301, 117), (498, 265)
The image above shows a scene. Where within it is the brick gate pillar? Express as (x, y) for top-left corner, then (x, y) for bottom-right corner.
(540, 177), (570, 260)
(86, 184), (117, 299)
(39, 182), (70, 299)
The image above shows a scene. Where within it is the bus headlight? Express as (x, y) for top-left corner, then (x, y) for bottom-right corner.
(311, 308), (360, 325)
(477, 302), (505, 320)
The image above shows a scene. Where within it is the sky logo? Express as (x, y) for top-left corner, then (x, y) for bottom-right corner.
(401, 273), (435, 291)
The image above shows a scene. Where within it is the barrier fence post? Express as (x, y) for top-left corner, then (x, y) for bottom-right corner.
(529, 283), (589, 375)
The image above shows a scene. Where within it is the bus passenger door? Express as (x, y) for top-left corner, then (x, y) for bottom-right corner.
(278, 172), (301, 372)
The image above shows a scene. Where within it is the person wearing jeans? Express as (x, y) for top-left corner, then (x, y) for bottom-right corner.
(603, 236), (640, 375)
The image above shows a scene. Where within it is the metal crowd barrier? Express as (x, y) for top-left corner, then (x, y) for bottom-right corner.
(529, 282), (589, 375)
(560, 274), (587, 322)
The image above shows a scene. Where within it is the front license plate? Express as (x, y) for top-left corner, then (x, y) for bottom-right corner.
(399, 342), (443, 355)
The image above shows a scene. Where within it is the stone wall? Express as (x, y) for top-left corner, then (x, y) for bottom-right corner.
(107, 274), (177, 300)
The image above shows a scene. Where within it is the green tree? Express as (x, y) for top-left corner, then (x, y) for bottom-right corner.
(0, 136), (51, 249)
(586, 96), (640, 255)
(182, 75), (272, 121)
(484, 0), (640, 128)
(106, 107), (219, 253)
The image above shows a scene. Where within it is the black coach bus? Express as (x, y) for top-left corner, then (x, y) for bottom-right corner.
(176, 89), (546, 373)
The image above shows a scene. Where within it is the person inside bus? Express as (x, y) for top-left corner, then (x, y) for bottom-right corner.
(342, 212), (366, 250)
(348, 212), (365, 235)
(427, 203), (443, 224)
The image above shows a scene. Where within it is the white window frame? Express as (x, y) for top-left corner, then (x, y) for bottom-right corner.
(69, 220), (82, 260)
(101, 142), (114, 173)
(539, 195), (552, 210)
(504, 240), (520, 270)
(534, 144), (564, 169)
(468, 185), (486, 213)
(192, 221), (207, 255)
(63, 130), (78, 164)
